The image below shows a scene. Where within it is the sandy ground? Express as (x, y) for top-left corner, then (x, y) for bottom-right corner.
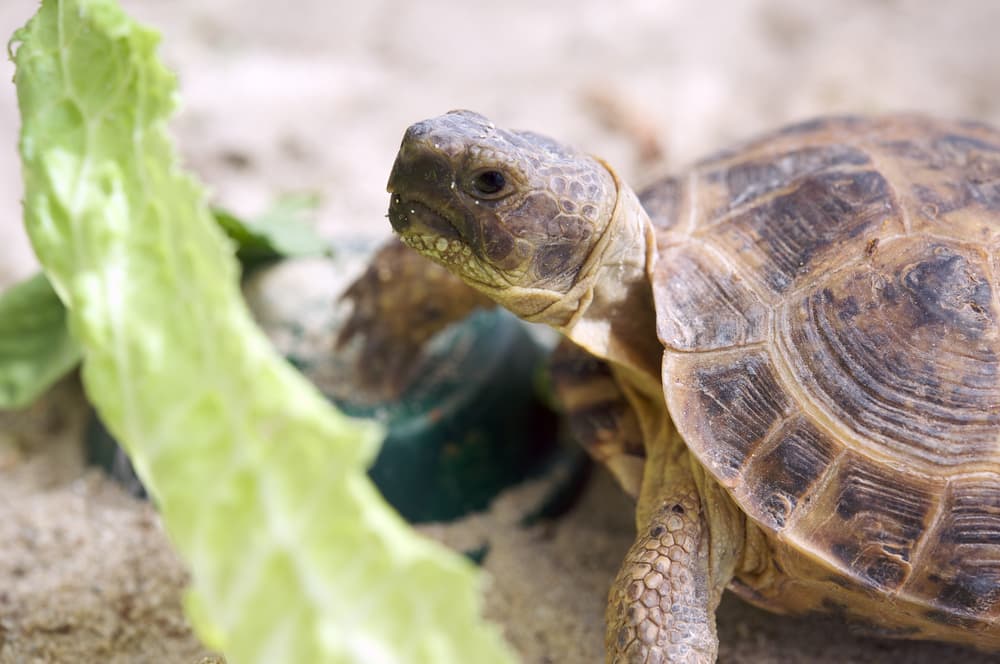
(3, 0), (1000, 662)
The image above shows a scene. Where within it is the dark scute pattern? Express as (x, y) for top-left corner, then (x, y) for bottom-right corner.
(741, 416), (838, 530)
(940, 574), (1000, 614)
(882, 133), (1000, 215)
(693, 116), (870, 166)
(684, 350), (790, 480)
(654, 246), (768, 351)
(724, 170), (892, 293)
(912, 476), (1000, 617)
(922, 608), (986, 629)
(817, 456), (936, 591)
(706, 144), (871, 212)
(901, 248), (993, 338)
(941, 479), (1000, 547)
(781, 252), (1000, 467)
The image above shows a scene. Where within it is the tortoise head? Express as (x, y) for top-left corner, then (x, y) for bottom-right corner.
(387, 110), (618, 319)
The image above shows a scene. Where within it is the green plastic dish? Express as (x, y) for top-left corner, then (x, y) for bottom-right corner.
(335, 309), (562, 523)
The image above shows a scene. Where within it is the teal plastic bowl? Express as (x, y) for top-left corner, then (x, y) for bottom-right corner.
(334, 309), (562, 523)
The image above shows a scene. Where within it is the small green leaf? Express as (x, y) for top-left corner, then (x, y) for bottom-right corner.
(213, 194), (332, 268)
(0, 273), (80, 409)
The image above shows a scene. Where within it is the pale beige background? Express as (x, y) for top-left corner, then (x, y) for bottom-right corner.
(3, 0), (1000, 286)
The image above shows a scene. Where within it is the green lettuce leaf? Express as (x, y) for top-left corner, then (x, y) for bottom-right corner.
(0, 272), (81, 408)
(11, 1), (515, 663)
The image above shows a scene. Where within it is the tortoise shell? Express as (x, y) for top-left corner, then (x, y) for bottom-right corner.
(648, 116), (1000, 628)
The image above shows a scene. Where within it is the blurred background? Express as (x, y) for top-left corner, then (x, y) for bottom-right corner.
(2, 0), (1000, 286)
(2, 2), (1000, 662)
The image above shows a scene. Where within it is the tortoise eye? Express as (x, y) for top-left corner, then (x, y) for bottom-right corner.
(470, 169), (508, 198)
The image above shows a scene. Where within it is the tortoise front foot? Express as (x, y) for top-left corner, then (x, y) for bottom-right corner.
(606, 491), (717, 664)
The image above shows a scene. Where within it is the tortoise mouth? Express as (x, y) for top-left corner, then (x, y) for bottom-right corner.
(387, 194), (463, 242)
(387, 194), (481, 280)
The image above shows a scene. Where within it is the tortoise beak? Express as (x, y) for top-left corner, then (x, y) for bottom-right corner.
(386, 135), (464, 240)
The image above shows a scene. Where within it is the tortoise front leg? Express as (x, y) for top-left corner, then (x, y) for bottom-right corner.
(549, 340), (744, 663)
(604, 390), (745, 664)
(335, 237), (493, 401)
(606, 460), (718, 664)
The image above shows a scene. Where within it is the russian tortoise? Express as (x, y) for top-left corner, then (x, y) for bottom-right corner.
(385, 111), (1000, 663)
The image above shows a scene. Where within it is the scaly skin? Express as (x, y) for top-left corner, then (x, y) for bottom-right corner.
(386, 110), (744, 663)
(607, 489), (715, 664)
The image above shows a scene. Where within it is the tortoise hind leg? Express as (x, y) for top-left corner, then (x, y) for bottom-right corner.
(548, 339), (647, 499)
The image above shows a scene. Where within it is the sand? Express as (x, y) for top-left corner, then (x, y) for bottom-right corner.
(2, 0), (1000, 662)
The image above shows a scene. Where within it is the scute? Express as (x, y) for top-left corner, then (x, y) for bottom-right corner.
(793, 452), (941, 592)
(700, 143), (872, 216)
(906, 474), (1000, 619)
(664, 348), (793, 482)
(881, 132), (1000, 224)
(735, 415), (839, 530)
(653, 242), (768, 351)
(704, 168), (897, 294)
(776, 236), (1000, 469)
(655, 115), (1000, 620)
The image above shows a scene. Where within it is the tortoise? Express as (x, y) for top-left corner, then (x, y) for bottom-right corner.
(384, 110), (1000, 663)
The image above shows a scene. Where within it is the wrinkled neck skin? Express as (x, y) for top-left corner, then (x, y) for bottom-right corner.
(523, 163), (663, 400)
(527, 164), (765, 610)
